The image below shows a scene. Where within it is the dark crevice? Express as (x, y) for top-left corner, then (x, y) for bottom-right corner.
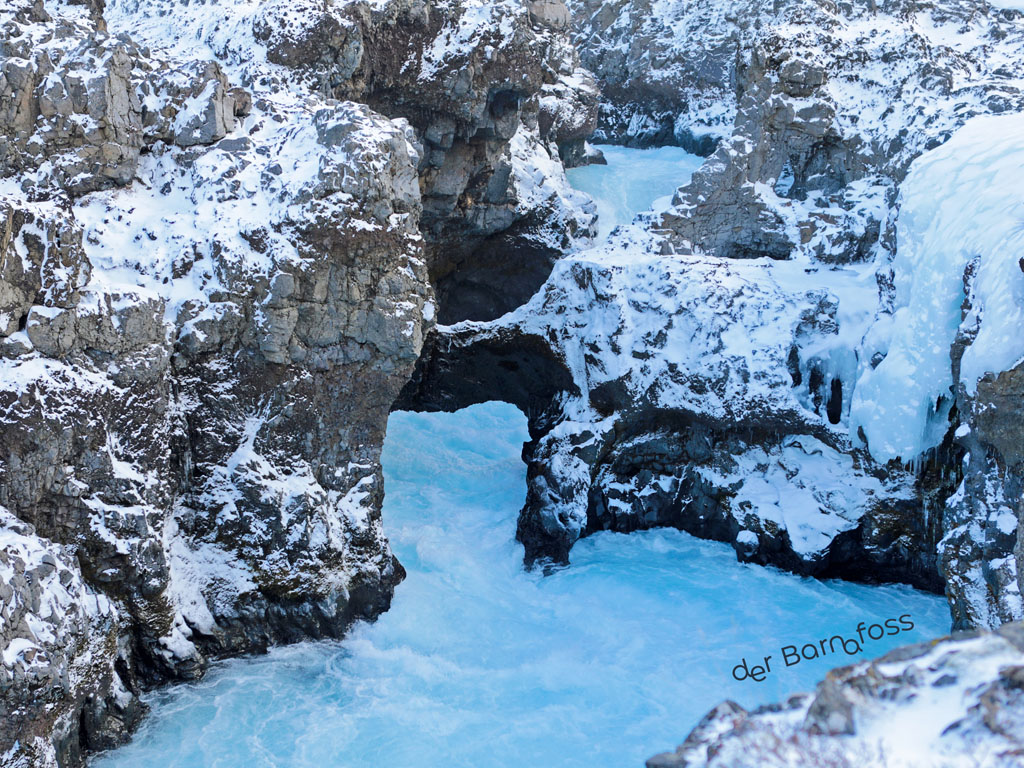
(826, 378), (842, 424)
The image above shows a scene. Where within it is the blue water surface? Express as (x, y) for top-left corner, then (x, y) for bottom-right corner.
(95, 401), (950, 768)
(565, 144), (705, 239)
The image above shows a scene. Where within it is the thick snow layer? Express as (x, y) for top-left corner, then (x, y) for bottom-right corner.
(93, 402), (949, 768)
(712, 436), (897, 557)
(560, 151), (882, 432)
(510, 128), (598, 247)
(851, 113), (1024, 462)
(73, 99), (421, 328)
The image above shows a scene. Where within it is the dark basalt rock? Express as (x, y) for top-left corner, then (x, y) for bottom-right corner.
(519, 405), (947, 591)
(431, 209), (576, 324)
(0, 101), (427, 761)
(254, 0), (598, 323)
(395, 326), (577, 434)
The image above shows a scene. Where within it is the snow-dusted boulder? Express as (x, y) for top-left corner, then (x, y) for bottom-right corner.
(647, 622), (1024, 768)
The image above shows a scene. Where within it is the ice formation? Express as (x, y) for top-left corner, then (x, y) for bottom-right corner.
(852, 113), (1024, 462)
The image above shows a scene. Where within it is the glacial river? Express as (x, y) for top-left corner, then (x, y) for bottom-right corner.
(95, 149), (950, 768)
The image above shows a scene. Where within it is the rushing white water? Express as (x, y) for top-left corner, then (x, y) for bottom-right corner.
(565, 144), (705, 239)
(96, 402), (949, 768)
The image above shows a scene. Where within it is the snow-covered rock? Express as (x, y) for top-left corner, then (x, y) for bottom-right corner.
(2, 0), (1023, 761)
(647, 621), (1024, 768)
(0, 0), (246, 195)
(0, 0), (596, 762)
(404, 0), (1024, 623)
(0, 507), (136, 768)
(404, 234), (943, 588)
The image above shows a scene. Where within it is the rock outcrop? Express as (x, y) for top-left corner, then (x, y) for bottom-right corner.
(0, 0), (594, 764)
(234, 0), (598, 323)
(0, 507), (139, 767)
(944, 299), (1024, 629)
(0, 0), (245, 195)
(403, 242), (946, 591)
(647, 622), (1024, 768)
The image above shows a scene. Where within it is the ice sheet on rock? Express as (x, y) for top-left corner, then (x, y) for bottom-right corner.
(851, 113), (1024, 463)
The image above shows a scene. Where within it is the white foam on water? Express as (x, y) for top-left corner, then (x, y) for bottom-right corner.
(566, 145), (705, 240)
(95, 401), (949, 768)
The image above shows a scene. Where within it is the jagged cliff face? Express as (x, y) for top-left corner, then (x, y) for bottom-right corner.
(0, 0), (595, 764)
(2, 0), (1024, 764)
(227, 0), (599, 323)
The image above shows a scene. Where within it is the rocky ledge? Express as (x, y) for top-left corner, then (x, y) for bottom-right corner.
(648, 621), (1024, 768)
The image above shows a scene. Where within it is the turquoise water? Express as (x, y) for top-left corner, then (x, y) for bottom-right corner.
(565, 145), (705, 239)
(95, 402), (950, 768)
